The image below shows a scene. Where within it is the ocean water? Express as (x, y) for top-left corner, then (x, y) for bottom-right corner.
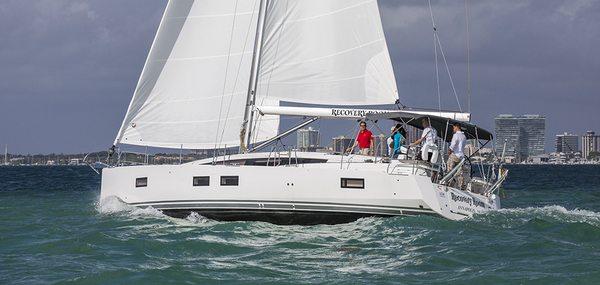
(0, 165), (599, 284)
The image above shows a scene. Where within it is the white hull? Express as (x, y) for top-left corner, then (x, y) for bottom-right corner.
(101, 153), (500, 224)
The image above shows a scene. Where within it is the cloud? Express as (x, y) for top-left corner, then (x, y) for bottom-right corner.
(0, 0), (166, 153)
(557, 0), (594, 18)
(0, 0), (598, 153)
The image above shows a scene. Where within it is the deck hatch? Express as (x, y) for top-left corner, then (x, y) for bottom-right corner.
(220, 176), (239, 186)
(341, 178), (364, 189)
(193, 176), (210, 187)
(135, 177), (148, 188)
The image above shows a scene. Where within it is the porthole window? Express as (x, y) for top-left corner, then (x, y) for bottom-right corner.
(193, 176), (210, 186)
(220, 176), (239, 186)
(341, 178), (364, 189)
(136, 177), (148, 188)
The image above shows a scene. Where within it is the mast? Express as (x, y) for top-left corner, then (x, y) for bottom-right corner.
(4, 145), (7, 166)
(240, 0), (268, 153)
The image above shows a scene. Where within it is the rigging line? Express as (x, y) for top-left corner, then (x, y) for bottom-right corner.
(428, 0), (441, 114)
(218, 0), (259, 149)
(251, 0), (291, 145)
(213, 0), (241, 153)
(435, 34), (462, 112)
(250, 114), (263, 145)
(251, 115), (270, 145)
(250, 102), (262, 144)
(428, 0), (463, 113)
(435, 35), (441, 114)
(465, 0), (471, 115)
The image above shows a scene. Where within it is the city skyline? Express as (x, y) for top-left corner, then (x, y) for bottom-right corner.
(1, 0), (599, 154)
(2, 119), (598, 156)
(2, 118), (598, 156)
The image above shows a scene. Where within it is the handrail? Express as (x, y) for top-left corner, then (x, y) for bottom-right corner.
(439, 158), (466, 185)
(82, 153), (101, 175)
(484, 168), (508, 196)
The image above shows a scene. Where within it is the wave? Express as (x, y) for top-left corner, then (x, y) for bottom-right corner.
(477, 205), (600, 227)
(96, 196), (220, 227)
(96, 196), (168, 218)
(96, 196), (599, 230)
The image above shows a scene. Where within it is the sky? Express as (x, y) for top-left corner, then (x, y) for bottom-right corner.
(0, 0), (599, 154)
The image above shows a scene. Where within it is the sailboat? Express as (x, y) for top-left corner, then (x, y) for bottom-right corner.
(101, 0), (507, 224)
(3, 145), (7, 166)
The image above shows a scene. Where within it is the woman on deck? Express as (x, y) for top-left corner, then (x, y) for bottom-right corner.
(390, 124), (406, 158)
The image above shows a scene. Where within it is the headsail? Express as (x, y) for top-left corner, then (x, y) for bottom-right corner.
(255, 0), (398, 106)
(115, 0), (278, 149)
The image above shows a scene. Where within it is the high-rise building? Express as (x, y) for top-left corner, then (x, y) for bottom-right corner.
(518, 115), (546, 159)
(495, 114), (546, 162)
(582, 131), (600, 159)
(494, 115), (519, 160)
(296, 127), (320, 152)
(555, 132), (579, 153)
(332, 136), (354, 153)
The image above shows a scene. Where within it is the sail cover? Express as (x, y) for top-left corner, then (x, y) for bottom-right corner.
(255, 0), (398, 106)
(115, 0), (279, 149)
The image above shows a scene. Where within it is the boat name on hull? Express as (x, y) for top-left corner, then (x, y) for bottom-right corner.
(451, 192), (485, 208)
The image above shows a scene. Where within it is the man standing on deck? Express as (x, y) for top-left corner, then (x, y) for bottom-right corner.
(410, 119), (437, 162)
(447, 123), (467, 188)
(348, 121), (374, 156)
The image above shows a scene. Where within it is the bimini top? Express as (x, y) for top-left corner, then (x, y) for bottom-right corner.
(366, 111), (494, 142)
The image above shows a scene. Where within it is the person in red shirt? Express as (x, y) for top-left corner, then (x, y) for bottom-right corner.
(348, 121), (374, 156)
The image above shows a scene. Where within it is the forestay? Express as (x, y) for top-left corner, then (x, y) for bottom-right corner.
(115, 0), (278, 149)
(255, 0), (399, 106)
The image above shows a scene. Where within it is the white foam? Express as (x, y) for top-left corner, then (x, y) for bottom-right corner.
(495, 205), (600, 226)
(183, 211), (213, 224)
(96, 196), (165, 218)
(97, 197), (222, 229)
(96, 196), (133, 213)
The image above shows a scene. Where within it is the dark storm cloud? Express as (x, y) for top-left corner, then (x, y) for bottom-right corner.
(0, 0), (166, 153)
(0, 0), (598, 153)
(379, 0), (600, 144)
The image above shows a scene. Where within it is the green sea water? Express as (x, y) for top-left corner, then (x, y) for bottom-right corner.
(1, 165), (599, 284)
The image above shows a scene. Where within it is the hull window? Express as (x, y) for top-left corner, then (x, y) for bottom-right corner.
(193, 176), (210, 187)
(136, 177), (148, 188)
(341, 178), (364, 189)
(220, 176), (239, 186)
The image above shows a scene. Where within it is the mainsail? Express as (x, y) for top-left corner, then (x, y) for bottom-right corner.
(256, 0), (398, 106)
(115, 0), (398, 149)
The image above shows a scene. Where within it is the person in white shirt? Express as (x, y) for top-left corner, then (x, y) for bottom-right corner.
(410, 119), (438, 162)
(447, 123), (467, 188)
